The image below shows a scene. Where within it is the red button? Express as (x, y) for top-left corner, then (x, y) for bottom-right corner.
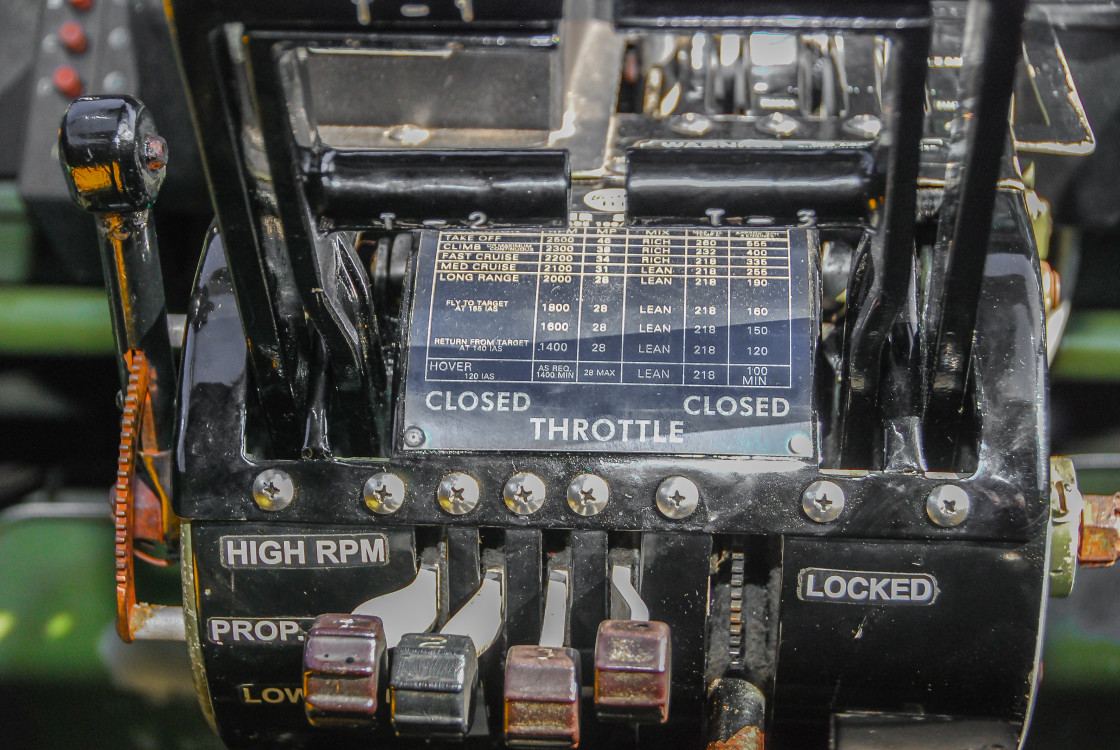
(59, 22), (88, 54)
(67, 0), (93, 11)
(52, 65), (83, 99)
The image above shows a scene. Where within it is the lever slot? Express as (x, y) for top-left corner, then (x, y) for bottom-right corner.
(352, 560), (440, 648)
(388, 566), (504, 740)
(610, 562), (650, 622)
(539, 568), (572, 649)
(441, 566), (506, 654)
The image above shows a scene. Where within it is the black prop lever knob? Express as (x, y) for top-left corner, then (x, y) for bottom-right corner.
(59, 95), (167, 213)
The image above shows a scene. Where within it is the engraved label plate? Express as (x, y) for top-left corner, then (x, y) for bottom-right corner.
(401, 227), (816, 456)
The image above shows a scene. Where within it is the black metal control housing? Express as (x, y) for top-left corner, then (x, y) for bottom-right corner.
(74, 0), (1067, 747)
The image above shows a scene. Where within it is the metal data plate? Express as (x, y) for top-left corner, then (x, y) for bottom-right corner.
(401, 226), (816, 457)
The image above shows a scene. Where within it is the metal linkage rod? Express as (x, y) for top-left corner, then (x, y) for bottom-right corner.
(837, 20), (932, 468)
(614, 0), (932, 30)
(921, 0), (1029, 464)
(246, 36), (387, 457)
(163, 4), (311, 456)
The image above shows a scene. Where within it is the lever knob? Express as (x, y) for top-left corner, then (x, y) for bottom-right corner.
(303, 614), (387, 727)
(58, 95), (166, 214)
(390, 633), (478, 739)
(504, 645), (581, 748)
(594, 619), (672, 723)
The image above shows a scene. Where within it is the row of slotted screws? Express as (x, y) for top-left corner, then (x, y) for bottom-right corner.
(252, 468), (699, 519)
(254, 469), (970, 526)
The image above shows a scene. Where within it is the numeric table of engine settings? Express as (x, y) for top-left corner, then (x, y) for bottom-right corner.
(416, 227), (796, 388)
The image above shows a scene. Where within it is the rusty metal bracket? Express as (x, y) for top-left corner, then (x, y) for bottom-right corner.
(1080, 492), (1120, 567)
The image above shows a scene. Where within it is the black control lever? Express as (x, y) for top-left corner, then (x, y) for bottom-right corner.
(836, 20), (931, 468)
(921, 0), (1028, 466)
(58, 95), (180, 640)
(58, 95), (176, 455)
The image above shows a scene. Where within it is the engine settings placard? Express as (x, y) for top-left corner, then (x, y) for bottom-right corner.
(400, 225), (816, 456)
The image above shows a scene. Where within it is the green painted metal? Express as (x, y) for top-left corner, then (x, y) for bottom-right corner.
(0, 516), (114, 680)
(1053, 310), (1120, 381)
(1043, 623), (1120, 691)
(0, 510), (223, 748)
(0, 286), (114, 355)
(0, 180), (114, 355)
(0, 182), (34, 283)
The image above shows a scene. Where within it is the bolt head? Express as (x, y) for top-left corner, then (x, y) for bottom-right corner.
(670, 112), (713, 136)
(364, 472), (406, 515)
(437, 472), (480, 515)
(757, 111), (799, 137)
(926, 484), (971, 527)
(504, 472), (546, 515)
(787, 432), (813, 457)
(655, 476), (699, 519)
(253, 469), (294, 511)
(801, 480), (845, 523)
(567, 474), (610, 516)
(141, 134), (167, 171)
(386, 123), (432, 145)
(402, 426), (426, 448)
(843, 113), (882, 139)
